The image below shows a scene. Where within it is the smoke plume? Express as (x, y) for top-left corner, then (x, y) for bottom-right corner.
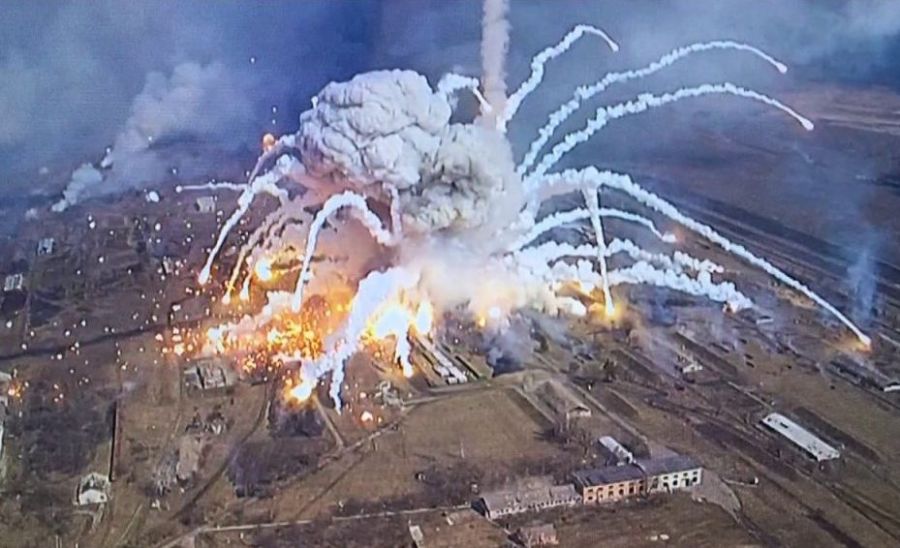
(480, 0), (510, 121)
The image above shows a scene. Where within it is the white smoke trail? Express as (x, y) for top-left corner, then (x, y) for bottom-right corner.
(518, 238), (721, 276)
(583, 188), (614, 314)
(518, 41), (788, 175)
(225, 196), (313, 300)
(481, 0), (510, 123)
(540, 255), (749, 311)
(290, 191), (395, 312)
(673, 250), (723, 274)
(371, 306), (415, 376)
(176, 181), (245, 193)
(510, 206), (674, 251)
(527, 82), (814, 184)
(607, 260), (753, 311)
(436, 73), (492, 113)
(540, 167), (870, 345)
(197, 155), (296, 285)
(300, 267), (419, 408)
(500, 24), (619, 131)
(198, 159), (294, 285)
(248, 134), (297, 183)
(223, 207), (288, 301)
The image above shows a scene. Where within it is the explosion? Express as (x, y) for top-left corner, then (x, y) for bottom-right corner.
(189, 18), (870, 410)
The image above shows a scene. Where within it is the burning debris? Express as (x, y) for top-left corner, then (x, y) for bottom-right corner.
(172, 16), (869, 413)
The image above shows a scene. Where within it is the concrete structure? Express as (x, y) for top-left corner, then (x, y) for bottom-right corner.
(413, 335), (468, 385)
(535, 379), (591, 422)
(516, 524), (559, 546)
(3, 274), (24, 293)
(183, 358), (238, 391)
(598, 436), (634, 466)
(36, 237), (55, 256)
(195, 196), (216, 213)
(456, 352), (493, 380)
(76, 472), (111, 506)
(678, 361), (704, 375)
(762, 412), (840, 462)
(479, 479), (580, 520)
(573, 455), (702, 505)
(408, 524), (424, 547)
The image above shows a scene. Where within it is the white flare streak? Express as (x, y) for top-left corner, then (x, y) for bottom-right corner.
(481, 0), (510, 122)
(225, 207), (287, 296)
(541, 167), (870, 345)
(518, 40), (788, 175)
(291, 192), (395, 312)
(519, 239), (720, 275)
(177, 181), (245, 193)
(437, 73), (492, 113)
(300, 267), (419, 408)
(527, 82), (814, 183)
(583, 188), (614, 314)
(607, 261), (752, 310)
(510, 207), (673, 250)
(198, 156), (295, 285)
(500, 24), (619, 131)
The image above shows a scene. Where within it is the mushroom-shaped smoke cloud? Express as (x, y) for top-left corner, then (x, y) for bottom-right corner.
(296, 69), (522, 235)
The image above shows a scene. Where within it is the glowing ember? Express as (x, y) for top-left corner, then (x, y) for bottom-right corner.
(262, 133), (277, 152)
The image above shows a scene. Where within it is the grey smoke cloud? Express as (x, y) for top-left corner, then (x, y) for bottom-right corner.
(53, 61), (256, 210)
(1, 0), (898, 208)
(295, 69), (521, 234)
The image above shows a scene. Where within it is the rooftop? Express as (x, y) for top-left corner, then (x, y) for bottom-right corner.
(480, 482), (579, 513)
(573, 455), (700, 487)
(762, 412), (840, 462)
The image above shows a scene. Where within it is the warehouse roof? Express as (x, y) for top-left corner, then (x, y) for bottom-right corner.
(762, 412), (840, 462)
(573, 455), (700, 487)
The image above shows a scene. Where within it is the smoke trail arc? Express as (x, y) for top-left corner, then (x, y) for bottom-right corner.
(518, 40), (789, 175)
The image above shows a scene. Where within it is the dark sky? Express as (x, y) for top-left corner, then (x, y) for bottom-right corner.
(1, 0), (899, 197)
